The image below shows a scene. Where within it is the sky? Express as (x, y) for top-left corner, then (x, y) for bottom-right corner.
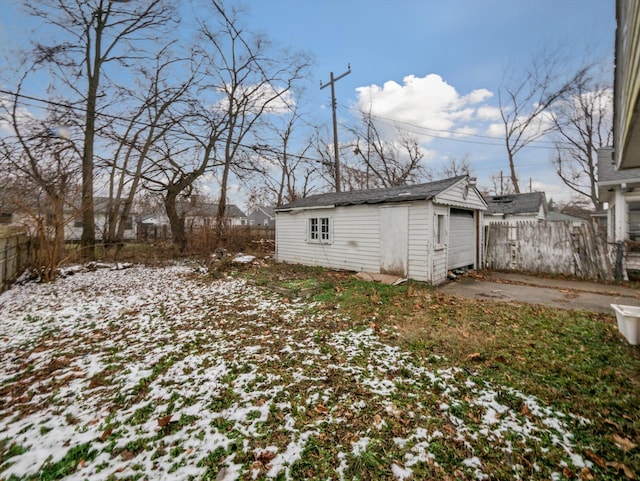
(245, 0), (616, 203)
(0, 0), (616, 207)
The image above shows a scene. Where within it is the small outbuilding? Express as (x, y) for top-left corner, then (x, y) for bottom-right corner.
(483, 192), (548, 226)
(275, 176), (486, 285)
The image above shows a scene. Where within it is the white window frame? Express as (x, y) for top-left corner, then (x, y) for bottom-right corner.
(308, 216), (332, 244)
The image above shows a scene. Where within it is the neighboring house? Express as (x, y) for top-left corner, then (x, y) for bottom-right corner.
(547, 211), (588, 229)
(275, 176), (486, 285)
(138, 212), (171, 241)
(483, 192), (548, 225)
(597, 146), (640, 243)
(248, 206), (275, 227)
(65, 197), (137, 242)
(181, 197), (247, 229)
(614, 0), (640, 170)
(0, 206), (14, 225)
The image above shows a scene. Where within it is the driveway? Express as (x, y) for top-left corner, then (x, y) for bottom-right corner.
(438, 271), (640, 313)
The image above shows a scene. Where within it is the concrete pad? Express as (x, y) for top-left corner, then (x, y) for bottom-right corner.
(439, 273), (640, 314)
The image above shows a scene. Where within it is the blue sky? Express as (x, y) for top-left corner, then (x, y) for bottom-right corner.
(1, 0), (616, 204)
(245, 0), (615, 202)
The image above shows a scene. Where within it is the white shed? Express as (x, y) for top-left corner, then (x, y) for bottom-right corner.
(275, 176), (487, 285)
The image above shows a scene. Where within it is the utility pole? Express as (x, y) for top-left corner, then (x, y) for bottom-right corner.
(321, 64), (351, 192)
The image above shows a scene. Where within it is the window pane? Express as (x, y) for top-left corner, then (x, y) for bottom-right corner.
(310, 218), (318, 239)
(321, 218), (329, 240)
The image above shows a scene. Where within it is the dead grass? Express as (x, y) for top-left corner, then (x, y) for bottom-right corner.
(239, 262), (640, 478)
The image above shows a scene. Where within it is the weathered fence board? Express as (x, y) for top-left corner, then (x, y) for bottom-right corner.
(0, 228), (30, 293)
(484, 221), (613, 281)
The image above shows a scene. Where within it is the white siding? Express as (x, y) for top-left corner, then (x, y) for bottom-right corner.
(408, 201), (430, 282)
(435, 180), (487, 210)
(276, 182), (485, 285)
(276, 205), (382, 273)
(431, 205), (449, 285)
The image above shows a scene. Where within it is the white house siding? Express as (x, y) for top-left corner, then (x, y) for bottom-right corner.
(407, 201), (430, 282)
(276, 205), (382, 273)
(275, 178), (487, 285)
(65, 214), (137, 242)
(431, 204), (449, 285)
(434, 181), (486, 210)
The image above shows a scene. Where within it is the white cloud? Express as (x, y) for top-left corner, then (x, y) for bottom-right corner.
(0, 96), (34, 135)
(354, 74), (495, 143)
(476, 105), (502, 121)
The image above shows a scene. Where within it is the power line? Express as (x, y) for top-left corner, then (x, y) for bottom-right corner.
(337, 104), (570, 151)
(0, 87), (566, 175)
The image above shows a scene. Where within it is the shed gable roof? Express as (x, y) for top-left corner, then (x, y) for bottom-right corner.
(276, 176), (468, 211)
(484, 192), (546, 216)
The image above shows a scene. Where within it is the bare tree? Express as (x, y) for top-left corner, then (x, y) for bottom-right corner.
(439, 154), (473, 178)
(0, 84), (81, 280)
(498, 52), (587, 193)
(249, 110), (318, 206)
(101, 46), (195, 257)
(550, 65), (612, 209)
(347, 109), (429, 189)
(23, 0), (175, 259)
(197, 1), (311, 237)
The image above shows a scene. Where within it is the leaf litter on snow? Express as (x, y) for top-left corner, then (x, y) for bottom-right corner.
(0, 263), (599, 480)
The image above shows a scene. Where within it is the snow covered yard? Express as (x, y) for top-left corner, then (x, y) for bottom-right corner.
(0, 264), (598, 480)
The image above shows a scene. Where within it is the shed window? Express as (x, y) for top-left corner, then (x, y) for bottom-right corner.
(435, 214), (446, 249)
(309, 217), (331, 243)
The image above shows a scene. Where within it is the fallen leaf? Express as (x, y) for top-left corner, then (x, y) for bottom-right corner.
(606, 461), (637, 480)
(121, 450), (134, 461)
(315, 404), (328, 414)
(255, 450), (276, 463)
(78, 459), (86, 469)
(99, 427), (113, 442)
(584, 450), (606, 469)
(467, 352), (482, 362)
(256, 398), (266, 407)
(580, 467), (594, 480)
(613, 434), (638, 453)
(158, 414), (172, 428)
(605, 418), (622, 430)
(520, 403), (532, 419)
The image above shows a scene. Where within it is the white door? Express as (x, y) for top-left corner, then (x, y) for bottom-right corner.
(380, 206), (408, 276)
(448, 208), (475, 270)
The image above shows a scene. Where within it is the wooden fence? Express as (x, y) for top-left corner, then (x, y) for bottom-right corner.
(484, 221), (613, 281)
(0, 228), (30, 293)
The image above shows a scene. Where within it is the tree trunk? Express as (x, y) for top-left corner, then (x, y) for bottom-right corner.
(165, 190), (186, 252)
(508, 151), (520, 194)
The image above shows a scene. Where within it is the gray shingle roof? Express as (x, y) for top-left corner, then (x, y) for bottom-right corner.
(180, 202), (246, 218)
(275, 176), (467, 211)
(547, 211), (586, 223)
(597, 147), (640, 184)
(484, 192), (546, 215)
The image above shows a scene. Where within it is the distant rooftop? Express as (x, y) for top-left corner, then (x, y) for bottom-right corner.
(484, 192), (546, 216)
